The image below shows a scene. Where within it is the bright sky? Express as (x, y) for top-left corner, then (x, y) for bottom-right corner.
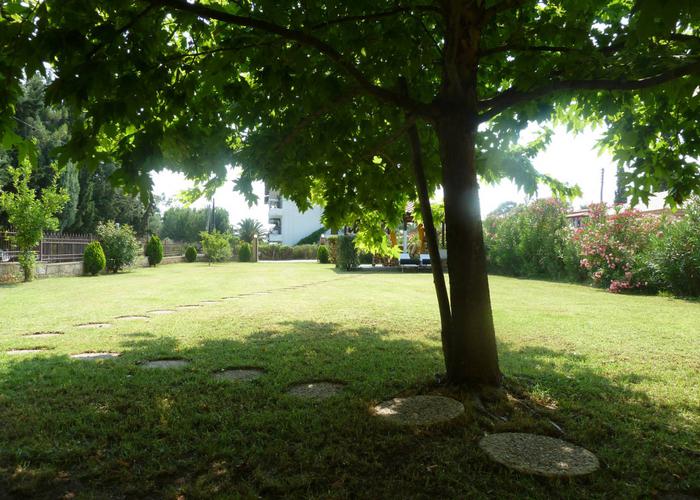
(151, 125), (619, 224)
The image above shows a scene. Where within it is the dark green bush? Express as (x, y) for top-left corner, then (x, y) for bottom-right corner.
(484, 199), (580, 281)
(318, 245), (329, 263)
(336, 234), (358, 270)
(185, 245), (197, 262)
(83, 241), (106, 275)
(650, 198), (700, 296)
(239, 242), (252, 262)
(96, 221), (141, 273)
(297, 227), (326, 245)
(145, 234), (164, 266)
(359, 251), (373, 265)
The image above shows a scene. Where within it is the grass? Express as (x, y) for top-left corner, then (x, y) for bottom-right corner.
(0, 262), (698, 499)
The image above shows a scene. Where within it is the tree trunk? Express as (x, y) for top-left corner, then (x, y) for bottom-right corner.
(437, 113), (501, 385)
(405, 120), (452, 351)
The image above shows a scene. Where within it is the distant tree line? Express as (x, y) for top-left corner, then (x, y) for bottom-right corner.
(0, 74), (155, 235)
(159, 206), (231, 242)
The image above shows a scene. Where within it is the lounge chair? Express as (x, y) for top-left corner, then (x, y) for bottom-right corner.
(399, 252), (420, 271)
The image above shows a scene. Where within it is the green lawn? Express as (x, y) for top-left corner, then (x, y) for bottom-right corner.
(0, 263), (698, 498)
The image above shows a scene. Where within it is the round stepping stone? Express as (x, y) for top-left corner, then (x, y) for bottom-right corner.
(372, 395), (465, 426)
(76, 323), (112, 329)
(115, 315), (149, 321)
(70, 352), (120, 360)
(24, 331), (63, 337)
(147, 309), (176, 315)
(6, 348), (49, 355)
(287, 381), (344, 399)
(213, 368), (265, 382)
(479, 433), (599, 477)
(176, 304), (202, 310)
(200, 300), (222, 304)
(142, 359), (189, 369)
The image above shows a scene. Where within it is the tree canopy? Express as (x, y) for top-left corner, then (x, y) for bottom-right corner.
(1, 74), (156, 234)
(1, 0), (698, 384)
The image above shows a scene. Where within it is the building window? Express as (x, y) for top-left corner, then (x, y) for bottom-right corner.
(269, 218), (282, 235)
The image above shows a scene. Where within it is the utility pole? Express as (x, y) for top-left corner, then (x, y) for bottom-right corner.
(599, 168), (605, 203)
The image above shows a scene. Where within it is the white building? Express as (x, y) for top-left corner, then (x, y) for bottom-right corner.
(265, 187), (326, 245)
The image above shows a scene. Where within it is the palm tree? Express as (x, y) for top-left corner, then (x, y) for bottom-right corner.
(237, 218), (264, 243)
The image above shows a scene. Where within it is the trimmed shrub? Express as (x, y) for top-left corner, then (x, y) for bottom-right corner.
(326, 235), (338, 263)
(200, 231), (232, 263)
(239, 242), (252, 262)
(256, 243), (317, 260)
(336, 234), (358, 270)
(83, 241), (106, 275)
(145, 234), (164, 266)
(96, 221), (141, 273)
(318, 244), (329, 263)
(184, 245), (198, 262)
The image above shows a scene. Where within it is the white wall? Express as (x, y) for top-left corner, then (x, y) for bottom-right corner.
(268, 199), (325, 245)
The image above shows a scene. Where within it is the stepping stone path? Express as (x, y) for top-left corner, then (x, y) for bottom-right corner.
(479, 433), (599, 477)
(6, 348), (49, 355)
(372, 395), (465, 426)
(142, 359), (189, 369)
(176, 304), (202, 310)
(287, 381), (345, 399)
(76, 323), (112, 329)
(213, 368), (265, 381)
(148, 309), (176, 315)
(70, 352), (120, 360)
(115, 315), (149, 321)
(24, 331), (63, 337)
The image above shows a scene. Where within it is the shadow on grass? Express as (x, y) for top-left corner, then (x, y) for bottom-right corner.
(0, 321), (697, 499)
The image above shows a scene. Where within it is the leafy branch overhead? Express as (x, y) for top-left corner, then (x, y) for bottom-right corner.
(2, 1), (697, 215)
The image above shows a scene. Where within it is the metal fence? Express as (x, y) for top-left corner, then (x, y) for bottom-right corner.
(1, 231), (189, 263)
(162, 239), (187, 257)
(0, 231), (95, 263)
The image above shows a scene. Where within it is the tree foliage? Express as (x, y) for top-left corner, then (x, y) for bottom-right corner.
(2, 0), (699, 384)
(0, 75), (155, 234)
(0, 160), (68, 281)
(160, 206), (230, 242)
(236, 218), (264, 244)
(200, 230), (232, 263)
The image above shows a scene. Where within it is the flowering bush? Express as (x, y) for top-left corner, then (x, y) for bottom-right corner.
(573, 203), (661, 292)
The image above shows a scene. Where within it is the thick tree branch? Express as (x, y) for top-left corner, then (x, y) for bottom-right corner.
(483, 0), (528, 22)
(149, 0), (436, 118)
(308, 4), (440, 30)
(478, 60), (700, 122)
(479, 44), (577, 57)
